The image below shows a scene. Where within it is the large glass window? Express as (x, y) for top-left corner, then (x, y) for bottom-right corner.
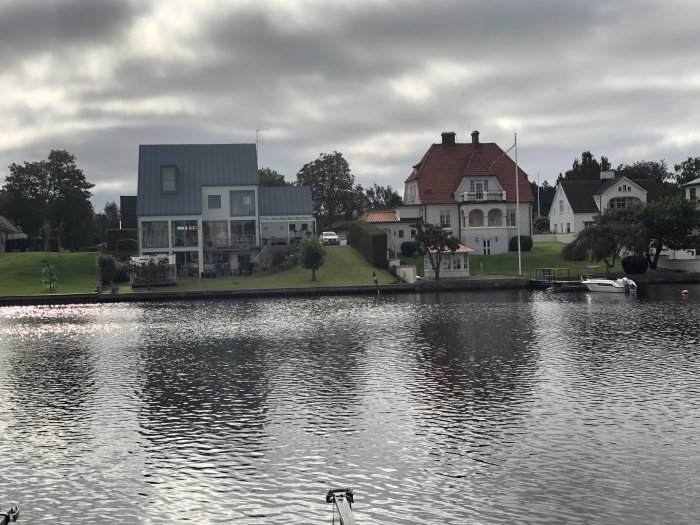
(141, 221), (169, 249)
(161, 166), (176, 193)
(230, 190), (256, 216)
(488, 209), (502, 227)
(203, 221), (228, 247)
(468, 209), (483, 227)
(172, 220), (198, 247)
(230, 220), (256, 248)
(506, 208), (516, 227)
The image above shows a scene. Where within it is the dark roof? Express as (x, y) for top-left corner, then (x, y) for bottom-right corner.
(0, 216), (22, 233)
(561, 177), (662, 213)
(258, 186), (314, 216)
(405, 139), (534, 204)
(137, 144), (258, 216)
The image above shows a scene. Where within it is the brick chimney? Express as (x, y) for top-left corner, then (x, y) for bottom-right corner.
(471, 130), (480, 145)
(441, 132), (456, 145)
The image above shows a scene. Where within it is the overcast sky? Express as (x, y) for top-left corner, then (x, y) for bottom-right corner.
(2, 0), (700, 210)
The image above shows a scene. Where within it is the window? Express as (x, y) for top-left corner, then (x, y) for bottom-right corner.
(289, 224), (296, 231)
(506, 208), (516, 227)
(161, 166), (176, 193)
(398, 230), (405, 238)
(301, 224), (308, 231)
(566, 223), (570, 233)
(172, 220), (198, 247)
(230, 220), (256, 248)
(468, 209), (484, 227)
(691, 188), (697, 200)
(439, 210), (451, 228)
(559, 199), (564, 213)
(410, 229), (416, 238)
(142, 221), (169, 249)
(203, 221), (228, 247)
(488, 209), (502, 227)
(230, 190), (256, 216)
(208, 195), (221, 209)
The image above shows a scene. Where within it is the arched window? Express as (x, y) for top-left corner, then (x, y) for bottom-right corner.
(488, 209), (502, 227)
(469, 209), (484, 227)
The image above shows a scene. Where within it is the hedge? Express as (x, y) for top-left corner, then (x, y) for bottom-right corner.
(349, 221), (388, 268)
(106, 229), (137, 252)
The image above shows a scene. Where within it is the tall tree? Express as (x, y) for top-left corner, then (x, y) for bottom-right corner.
(530, 179), (556, 216)
(674, 156), (700, 186)
(413, 223), (459, 280)
(296, 152), (358, 219)
(365, 183), (403, 208)
(258, 167), (291, 186)
(615, 160), (671, 185)
(94, 201), (121, 244)
(564, 151), (606, 181)
(3, 150), (95, 250)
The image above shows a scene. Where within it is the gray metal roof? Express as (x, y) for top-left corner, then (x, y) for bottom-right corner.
(137, 144), (259, 216)
(259, 186), (314, 216)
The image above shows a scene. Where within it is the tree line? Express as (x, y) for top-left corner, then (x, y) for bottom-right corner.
(0, 149), (402, 250)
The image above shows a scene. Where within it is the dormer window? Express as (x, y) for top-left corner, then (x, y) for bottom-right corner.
(161, 166), (177, 193)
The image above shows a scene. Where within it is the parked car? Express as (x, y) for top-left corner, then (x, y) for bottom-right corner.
(319, 231), (340, 245)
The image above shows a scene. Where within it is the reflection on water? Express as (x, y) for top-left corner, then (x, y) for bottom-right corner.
(1, 289), (700, 524)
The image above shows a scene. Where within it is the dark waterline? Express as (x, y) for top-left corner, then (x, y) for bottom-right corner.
(1, 286), (699, 524)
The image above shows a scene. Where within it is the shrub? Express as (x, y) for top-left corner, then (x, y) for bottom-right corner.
(96, 254), (117, 283)
(509, 235), (533, 252)
(622, 254), (648, 274)
(400, 241), (417, 257)
(533, 215), (550, 233)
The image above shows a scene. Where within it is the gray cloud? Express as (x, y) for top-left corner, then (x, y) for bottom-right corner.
(2, 0), (700, 210)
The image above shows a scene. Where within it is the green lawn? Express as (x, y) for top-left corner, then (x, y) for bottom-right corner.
(0, 242), (657, 297)
(0, 246), (395, 296)
(402, 242), (625, 277)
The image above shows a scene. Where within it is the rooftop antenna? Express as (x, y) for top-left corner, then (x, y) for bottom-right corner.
(255, 128), (269, 166)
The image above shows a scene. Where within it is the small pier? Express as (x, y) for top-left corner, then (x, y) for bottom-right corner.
(529, 267), (598, 291)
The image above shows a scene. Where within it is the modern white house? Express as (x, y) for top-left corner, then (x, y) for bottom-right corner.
(400, 131), (534, 255)
(136, 144), (315, 277)
(549, 171), (661, 234)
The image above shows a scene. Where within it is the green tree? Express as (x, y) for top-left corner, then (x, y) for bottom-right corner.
(297, 235), (326, 281)
(259, 167), (291, 186)
(674, 156), (700, 186)
(561, 222), (645, 274)
(563, 151), (605, 181)
(96, 254), (117, 286)
(3, 150), (95, 250)
(532, 215), (550, 233)
(296, 152), (359, 220)
(530, 179), (556, 216)
(615, 160), (671, 185)
(94, 201), (120, 244)
(597, 196), (700, 269)
(413, 223), (459, 280)
(365, 183), (403, 208)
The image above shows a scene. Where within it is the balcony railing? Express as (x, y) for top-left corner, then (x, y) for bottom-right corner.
(460, 190), (506, 202)
(203, 235), (257, 250)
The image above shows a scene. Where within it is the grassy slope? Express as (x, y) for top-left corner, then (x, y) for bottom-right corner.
(0, 242), (640, 297)
(0, 246), (394, 296)
(0, 252), (99, 295)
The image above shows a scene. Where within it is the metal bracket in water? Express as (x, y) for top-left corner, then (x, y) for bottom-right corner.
(326, 488), (356, 525)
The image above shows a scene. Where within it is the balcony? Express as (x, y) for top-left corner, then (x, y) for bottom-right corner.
(203, 235), (257, 250)
(460, 190), (506, 202)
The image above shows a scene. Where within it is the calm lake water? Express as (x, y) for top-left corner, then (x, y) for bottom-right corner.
(1, 286), (699, 524)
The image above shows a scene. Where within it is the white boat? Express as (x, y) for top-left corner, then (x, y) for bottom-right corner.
(581, 276), (637, 293)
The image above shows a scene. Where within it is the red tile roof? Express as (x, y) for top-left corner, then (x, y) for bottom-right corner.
(428, 243), (478, 254)
(358, 210), (399, 223)
(406, 140), (534, 204)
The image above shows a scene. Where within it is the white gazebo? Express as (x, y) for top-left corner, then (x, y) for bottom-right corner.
(424, 243), (478, 279)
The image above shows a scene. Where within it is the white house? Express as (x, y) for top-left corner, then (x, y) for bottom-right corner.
(549, 171), (661, 234)
(356, 209), (419, 256)
(681, 178), (700, 204)
(0, 216), (26, 252)
(401, 131), (534, 255)
(136, 144), (315, 277)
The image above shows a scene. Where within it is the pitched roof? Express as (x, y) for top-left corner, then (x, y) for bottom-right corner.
(428, 243), (478, 254)
(0, 216), (22, 234)
(358, 210), (400, 223)
(137, 144), (258, 216)
(405, 139), (534, 204)
(258, 186), (314, 216)
(561, 177), (663, 213)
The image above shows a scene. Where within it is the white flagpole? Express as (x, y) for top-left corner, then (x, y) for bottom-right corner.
(515, 132), (521, 276)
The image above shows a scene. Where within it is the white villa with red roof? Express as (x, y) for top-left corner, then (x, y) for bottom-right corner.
(399, 130), (534, 255)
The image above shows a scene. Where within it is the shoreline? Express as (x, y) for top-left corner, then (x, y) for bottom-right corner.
(1, 272), (698, 307)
